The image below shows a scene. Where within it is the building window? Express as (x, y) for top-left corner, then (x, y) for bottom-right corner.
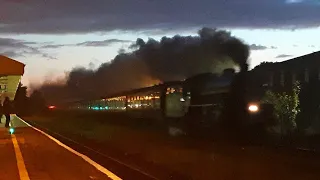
(305, 68), (309, 82)
(280, 71), (284, 86)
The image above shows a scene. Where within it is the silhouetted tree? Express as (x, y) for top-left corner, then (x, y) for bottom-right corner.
(14, 83), (30, 115)
(29, 90), (47, 114)
(253, 61), (275, 69)
(262, 82), (300, 136)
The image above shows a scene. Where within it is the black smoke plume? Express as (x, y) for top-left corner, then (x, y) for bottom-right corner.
(37, 28), (250, 104)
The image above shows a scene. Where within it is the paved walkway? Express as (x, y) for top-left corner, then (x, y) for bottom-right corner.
(0, 115), (121, 180)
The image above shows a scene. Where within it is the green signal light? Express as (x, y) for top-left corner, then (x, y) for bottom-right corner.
(9, 128), (15, 134)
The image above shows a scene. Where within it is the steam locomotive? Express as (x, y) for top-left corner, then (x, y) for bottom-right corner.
(67, 68), (272, 126)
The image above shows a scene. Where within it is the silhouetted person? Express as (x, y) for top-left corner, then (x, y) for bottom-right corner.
(0, 103), (3, 124)
(3, 97), (12, 128)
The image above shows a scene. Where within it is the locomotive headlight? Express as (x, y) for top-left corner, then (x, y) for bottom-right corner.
(248, 104), (259, 113)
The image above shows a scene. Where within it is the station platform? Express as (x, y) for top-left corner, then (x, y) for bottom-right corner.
(0, 115), (120, 180)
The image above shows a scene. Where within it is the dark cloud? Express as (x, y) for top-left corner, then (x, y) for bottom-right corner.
(88, 62), (96, 69)
(41, 44), (66, 49)
(76, 39), (133, 47)
(36, 28), (249, 103)
(250, 44), (268, 50)
(276, 54), (293, 58)
(40, 39), (132, 49)
(0, 37), (55, 59)
(1, 0), (320, 34)
(1, 50), (23, 58)
(42, 53), (57, 60)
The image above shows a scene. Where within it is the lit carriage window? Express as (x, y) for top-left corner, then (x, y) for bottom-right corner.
(166, 88), (170, 94)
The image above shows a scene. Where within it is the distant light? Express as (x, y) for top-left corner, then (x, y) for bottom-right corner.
(93, 107), (99, 110)
(48, 105), (56, 109)
(180, 98), (185, 102)
(9, 128), (15, 134)
(248, 104), (259, 113)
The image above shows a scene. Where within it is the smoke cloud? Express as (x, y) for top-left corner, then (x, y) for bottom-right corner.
(36, 28), (249, 104)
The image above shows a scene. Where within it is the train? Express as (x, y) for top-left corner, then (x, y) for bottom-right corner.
(66, 68), (273, 126)
(67, 81), (185, 120)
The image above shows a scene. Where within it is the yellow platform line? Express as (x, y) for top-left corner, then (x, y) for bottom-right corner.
(17, 116), (122, 180)
(12, 134), (30, 180)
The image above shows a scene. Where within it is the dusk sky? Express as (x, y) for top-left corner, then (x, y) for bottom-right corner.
(1, 0), (320, 88)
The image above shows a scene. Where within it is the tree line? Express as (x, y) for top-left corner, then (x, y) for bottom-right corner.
(14, 83), (47, 116)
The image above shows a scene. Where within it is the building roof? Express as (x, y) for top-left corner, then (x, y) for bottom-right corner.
(251, 51), (320, 73)
(277, 51), (320, 67)
(0, 55), (25, 75)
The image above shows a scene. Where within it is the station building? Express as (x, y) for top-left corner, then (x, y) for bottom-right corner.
(0, 55), (25, 103)
(250, 51), (320, 92)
